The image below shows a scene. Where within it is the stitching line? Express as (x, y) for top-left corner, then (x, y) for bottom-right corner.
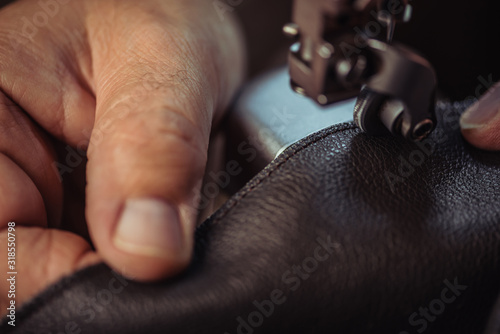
(207, 123), (359, 227)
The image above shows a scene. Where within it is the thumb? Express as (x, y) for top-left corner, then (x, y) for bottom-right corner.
(460, 82), (500, 150)
(86, 69), (212, 281)
(85, 21), (244, 281)
(86, 96), (207, 282)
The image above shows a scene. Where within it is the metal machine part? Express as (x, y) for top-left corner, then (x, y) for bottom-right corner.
(285, 0), (437, 141)
(227, 67), (354, 185)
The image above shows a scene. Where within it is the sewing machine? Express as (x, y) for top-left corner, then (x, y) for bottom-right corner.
(286, 0), (437, 141)
(228, 0), (438, 177)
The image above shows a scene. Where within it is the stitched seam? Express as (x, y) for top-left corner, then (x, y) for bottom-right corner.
(208, 123), (359, 226)
(1, 123), (359, 329)
(204, 97), (475, 227)
(2, 99), (471, 328)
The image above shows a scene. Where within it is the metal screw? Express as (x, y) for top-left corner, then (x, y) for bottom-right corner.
(283, 23), (300, 39)
(291, 81), (307, 96)
(336, 55), (367, 84)
(317, 95), (329, 105)
(317, 43), (334, 59)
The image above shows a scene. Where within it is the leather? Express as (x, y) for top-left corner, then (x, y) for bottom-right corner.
(2, 100), (500, 334)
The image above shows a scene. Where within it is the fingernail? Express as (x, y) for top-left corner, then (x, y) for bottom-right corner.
(113, 198), (183, 257)
(461, 84), (500, 129)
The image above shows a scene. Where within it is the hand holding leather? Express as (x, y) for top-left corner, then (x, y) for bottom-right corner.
(2, 100), (500, 333)
(0, 0), (244, 313)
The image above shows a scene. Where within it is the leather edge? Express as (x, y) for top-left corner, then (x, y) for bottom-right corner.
(0, 121), (360, 330)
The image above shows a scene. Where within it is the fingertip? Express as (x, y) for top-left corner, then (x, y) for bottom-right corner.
(461, 125), (500, 151)
(461, 106), (500, 151)
(112, 198), (192, 281)
(103, 242), (193, 282)
(93, 198), (194, 282)
(105, 250), (192, 282)
(460, 83), (500, 151)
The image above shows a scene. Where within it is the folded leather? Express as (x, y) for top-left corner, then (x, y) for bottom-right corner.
(2, 100), (500, 334)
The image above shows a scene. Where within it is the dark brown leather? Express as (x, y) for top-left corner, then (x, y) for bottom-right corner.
(2, 100), (500, 334)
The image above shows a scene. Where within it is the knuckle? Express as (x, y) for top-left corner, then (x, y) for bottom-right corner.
(88, 107), (208, 200)
(90, 107), (207, 171)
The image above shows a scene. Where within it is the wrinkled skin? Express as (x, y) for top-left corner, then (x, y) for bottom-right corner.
(0, 0), (244, 316)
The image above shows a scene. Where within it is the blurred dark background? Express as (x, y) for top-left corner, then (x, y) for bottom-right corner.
(2, 0), (499, 100)
(235, 0), (500, 100)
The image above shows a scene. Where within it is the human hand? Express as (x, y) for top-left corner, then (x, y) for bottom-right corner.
(461, 82), (500, 150)
(0, 0), (244, 315)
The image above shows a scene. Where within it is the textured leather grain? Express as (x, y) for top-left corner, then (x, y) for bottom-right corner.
(2, 100), (500, 334)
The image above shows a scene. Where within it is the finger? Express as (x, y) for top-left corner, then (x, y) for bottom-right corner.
(0, 226), (100, 317)
(85, 6), (244, 281)
(0, 154), (46, 227)
(0, 0), (96, 147)
(1, 1), (99, 229)
(0, 93), (63, 225)
(460, 82), (500, 151)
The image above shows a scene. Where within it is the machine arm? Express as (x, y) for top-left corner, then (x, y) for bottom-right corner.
(285, 0), (437, 141)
